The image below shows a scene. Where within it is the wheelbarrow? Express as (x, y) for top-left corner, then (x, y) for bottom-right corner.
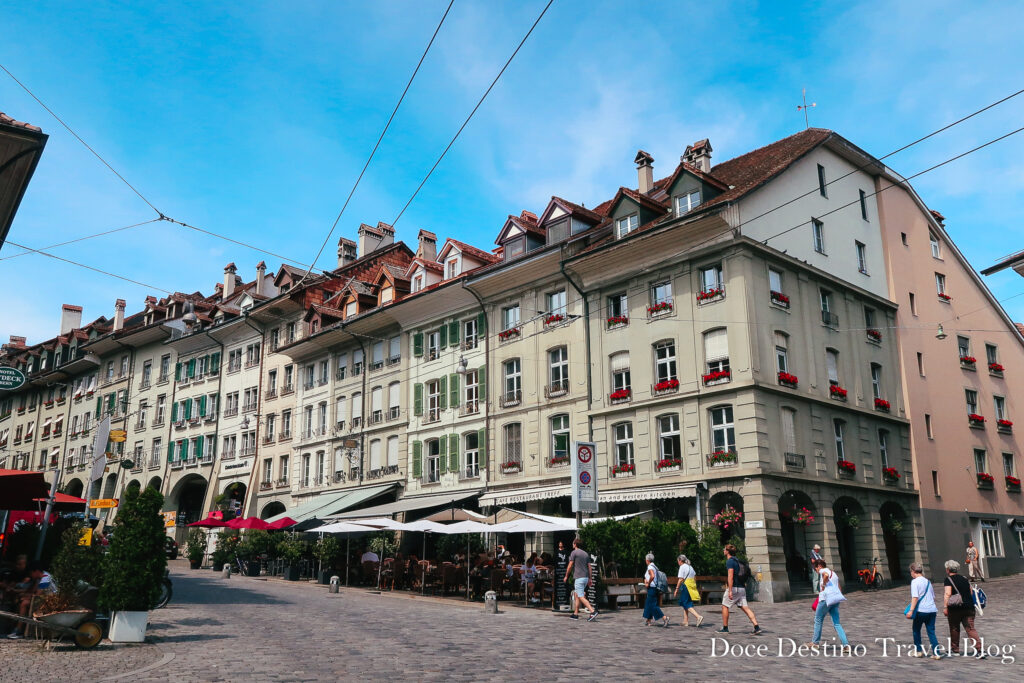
(0, 608), (103, 648)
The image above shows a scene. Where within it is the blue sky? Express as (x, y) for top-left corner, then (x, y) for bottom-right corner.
(2, 1), (1023, 344)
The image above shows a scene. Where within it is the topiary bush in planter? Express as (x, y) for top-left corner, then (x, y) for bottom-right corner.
(185, 528), (207, 569)
(313, 536), (341, 583)
(211, 529), (240, 571)
(237, 530), (275, 575)
(37, 522), (104, 615)
(276, 535), (306, 580)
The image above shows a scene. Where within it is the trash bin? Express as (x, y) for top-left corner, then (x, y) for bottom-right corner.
(485, 591), (498, 614)
(329, 575), (341, 594)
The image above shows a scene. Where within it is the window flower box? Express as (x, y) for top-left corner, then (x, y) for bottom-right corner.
(498, 327), (521, 342)
(549, 455), (570, 468)
(611, 463), (635, 477)
(647, 301), (673, 316)
(866, 329), (882, 342)
(652, 378), (680, 395)
(696, 287), (724, 304)
(86, 391), (94, 397)
(609, 388), (632, 404)
(882, 466), (901, 483)
(606, 315), (629, 329)
(977, 472), (994, 489)
(43, 400), (54, 407)
(989, 362), (1004, 373)
(544, 313), (565, 326)
(707, 450), (737, 467)
(837, 459), (857, 476)
(777, 371), (799, 388)
(500, 461), (522, 474)
(874, 398), (890, 412)
(829, 385), (848, 400)
(937, 293), (952, 302)
(1006, 475), (1021, 491)
(56, 396), (66, 404)
(769, 290), (790, 308)
(960, 355), (977, 367)
(702, 370), (731, 386)
(968, 413), (986, 427)
(655, 458), (682, 472)
(997, 419), (1013, 432)
(17, 407), (25, 414)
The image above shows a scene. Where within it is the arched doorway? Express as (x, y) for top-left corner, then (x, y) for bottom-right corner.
(260, 501), (286, 519)
(147, 476), (162, 492)
(217, 482), (247, 519)
(169, 474), (209, 528)
(880, 502), (908, 584)
(125, 480), (141, 495)
(709, 491), (745, 543)
(63, 478), (84, 498)
(832, 496), (866, 585)
(102, 473), (117, 499)
(778, 490), (817, 589)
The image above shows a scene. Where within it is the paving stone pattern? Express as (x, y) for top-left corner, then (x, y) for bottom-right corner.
(5, 562), (1022, 681)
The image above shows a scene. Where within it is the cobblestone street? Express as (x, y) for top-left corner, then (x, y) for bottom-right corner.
(4, 562), (1022, 682)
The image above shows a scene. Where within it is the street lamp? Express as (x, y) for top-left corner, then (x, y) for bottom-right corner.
(455, 355), (468, 375)
(936, 324), (947, 340)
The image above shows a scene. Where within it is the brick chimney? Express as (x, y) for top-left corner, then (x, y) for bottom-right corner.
(635, 150), (654, 194)
(223, 262), (237, 299)
(255, 261), (267, 296)
(8, 335), (26, 349)
(113, 299), (126, 331)
(417, 229), (437, 261)
(682, 139), (712, 173)
(337, 238), (357, 268)
(60, 304), (83, 335)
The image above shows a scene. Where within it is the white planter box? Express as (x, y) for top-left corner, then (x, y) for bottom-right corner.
(656, 465), (680, 473)
(110, 610), (148, 642)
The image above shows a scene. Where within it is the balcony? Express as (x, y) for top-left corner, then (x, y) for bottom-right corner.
(784, 452), (806, 471)
(303, 381), (315, 391)
(460, 400), (480, 417)
(609, 389), (632, 405)
(245, 359), (260, 370)
(352, 364), (363, 376)
(543, 313), (567, 328)
(266, 388), (277, 400)
(139, 380), (151, 391)
(499, 391), (522, 409)
(370, 410), (383, 425)
(157, 373), (169, 385)
(366, 464), (400, 480)
(696, 285), (725, 305)
(260, 481), (272, 491)
(279, 430), (292, 442)
(222, 450), (236, 461)
(646, 299), (674, 319)
(243, 403), (257, 414)
(336, 368), (347, 381)
(821, 310), (839, 329)
(545, 379), (569, 399)
(388, 355), (402, 366)
(263, 434), (276, 445)
(351, 417), (361, 429)
(171, 460), (184, 470)
(770, 290), (790, 308)
(227, 361), (242, 374)
(241, 446), (256, 457)
(223, 407), (239, 418)
(388, 406), (401, 421)
(282, 384), (295, 396)
(370, 360), (384, 372)
(425, 349), (440, 362)
(276, 478), (289, 489)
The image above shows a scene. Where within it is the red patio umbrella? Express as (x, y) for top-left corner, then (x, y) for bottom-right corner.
(0, 469), (51, 510)
(226, 516), (272, 530)
(188, 515), (229, 527)
(32, 492), (87, 511)
(266, 517), (297, 530)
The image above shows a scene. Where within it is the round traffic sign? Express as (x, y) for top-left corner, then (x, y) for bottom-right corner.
(577, 445), (593, 463)
(579, 471), (591, 485)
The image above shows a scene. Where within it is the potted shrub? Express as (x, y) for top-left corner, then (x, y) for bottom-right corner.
(211, 529), (240, 572)
(313, 536), (341, 584)
(277, 535), (305, 581)
(185, 528), (206, 569)
(99, 487), (167, 642)
(36, 522), (103, 618)
(237, 530), (273, 576)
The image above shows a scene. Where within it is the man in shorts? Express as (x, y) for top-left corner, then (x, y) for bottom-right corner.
(564, 538), (598, 621)
(718, 544), (761, 634)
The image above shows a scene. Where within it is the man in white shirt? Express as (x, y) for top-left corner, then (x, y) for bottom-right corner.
(360, 549), (380, 563)
(965, 541), (985, 582)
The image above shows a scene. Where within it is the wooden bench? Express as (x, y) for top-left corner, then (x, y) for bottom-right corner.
(601, 575), (728, 609)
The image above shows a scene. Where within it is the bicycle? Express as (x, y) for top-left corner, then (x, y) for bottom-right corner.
(857, 557), (885, 589)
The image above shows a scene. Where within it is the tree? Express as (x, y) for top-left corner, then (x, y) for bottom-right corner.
(98, 486), (167, 611)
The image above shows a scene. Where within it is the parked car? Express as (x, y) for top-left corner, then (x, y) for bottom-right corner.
(165, 536), (179, 560)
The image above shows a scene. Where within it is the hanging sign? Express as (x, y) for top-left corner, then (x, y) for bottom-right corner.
(571, 441), (599, 514)
(0, 367), (26, 391)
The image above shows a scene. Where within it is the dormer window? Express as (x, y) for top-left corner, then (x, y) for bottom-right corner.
(547, 218), (569, 244)
(675, 190), (701, 216)
(505, 238), (525, 261)
(446, 258), (459, 279)
(280, 284), (291, 293)
(381, 285), (393, 304)
(616, 214), (638, 239)
(345, 301), (357, 318)
(412, 274), (424, 292)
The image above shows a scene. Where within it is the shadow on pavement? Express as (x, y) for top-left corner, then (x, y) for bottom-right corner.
(170, 574), (289, 606)
(150, 633), (236, 644)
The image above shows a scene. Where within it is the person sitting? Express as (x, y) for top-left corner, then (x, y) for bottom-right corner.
(523, 553), (539, 604)
(360, 547), (380, 563)
(7, 561), (57, 639)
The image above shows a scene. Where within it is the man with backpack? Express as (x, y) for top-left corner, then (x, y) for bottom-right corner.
(719, 544), (761, 634)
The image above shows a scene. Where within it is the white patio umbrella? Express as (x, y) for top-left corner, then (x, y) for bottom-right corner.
(311, 521), (378, 587)
(436, 520), (494, 601)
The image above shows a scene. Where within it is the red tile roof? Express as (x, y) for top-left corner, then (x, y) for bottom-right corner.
(443, 238), (501, 265)
(0, 112), (43, 133)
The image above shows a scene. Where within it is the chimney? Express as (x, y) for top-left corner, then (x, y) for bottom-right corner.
(635, 150), (654, 194)
(929, 209), (946, 226)
(255, 261), (267, 296)
(113, 299), (126, 331)
(357, 223), (385, 257)
(376, 222), (395, 248)
(60, 304), (83, 335)
(520, 210), (538, 224)
(417, 229), (437, 261)
(682, 139), (712, 173)
(223, 262), (237, 299)
(337, 238), (357, 268)
(8, 335), (26, 349)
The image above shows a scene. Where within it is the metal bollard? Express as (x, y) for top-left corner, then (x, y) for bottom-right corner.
(222, 564), (231, 579)
(484, 591), (498, 614)
(329, 575), (340, 594)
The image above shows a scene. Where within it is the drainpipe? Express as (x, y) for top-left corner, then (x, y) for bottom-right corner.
(461, 280), (490, 483)
(240, 314), (265, 517)
(559, 260), (593, 442)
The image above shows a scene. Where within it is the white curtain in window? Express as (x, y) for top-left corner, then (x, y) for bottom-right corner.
(826, 350), (839, 382)
(372, 341), (384, 363)
(351, 393), (362, 420)
(704, 329), (729, 361)
(369, 440), (382, 470)
(781, 408), (797, 453)
(387, 436), (399, 467)
(388, 382), (400, 409)
(610, 351), (630, 372)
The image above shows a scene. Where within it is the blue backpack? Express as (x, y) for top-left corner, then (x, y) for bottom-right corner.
(972, 584), (987, 610)
(655, 568), (669, 594)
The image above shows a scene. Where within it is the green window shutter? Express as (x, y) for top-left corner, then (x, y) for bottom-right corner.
(210, 352), (220, 373)
(95, 397), (102, 419)
(107, 394), (116, 414)
(439, 324), (448, 349)
(477, 311), (486, 333)
(439, 436), (447, 473)
(187, 358), (196, 378)
(178, 441), (186, 458)
(412, 441), (422, 478)
(200, 395), (207, 417)
(171, 402), (178, 422)
(413, 383), (423, 416)
(413, 333), (423, 357)
(449, 373), (460, 408)
(167, 442), (174, 463)
(120, 391), (128, 413)
(195, 436), (204, 458)
(478, 366), (486, 404)
(448, 320), (459, 346)
(438, 375), (447, 410)
(184, 400), (192, 419)
(478, 428), (487, 467)
(175, 362), (182, 381)
(448, 434), (459, 472)
(208, 437), (216, 458)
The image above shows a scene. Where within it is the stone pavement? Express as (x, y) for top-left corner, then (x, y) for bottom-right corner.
(4, 562), (1022, 681)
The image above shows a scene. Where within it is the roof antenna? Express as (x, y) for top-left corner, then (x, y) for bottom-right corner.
(797, 88), (816, 129)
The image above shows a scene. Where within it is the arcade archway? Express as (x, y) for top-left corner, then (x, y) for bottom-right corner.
(778, 490), (818, 589)
(260, 501), (286, 520)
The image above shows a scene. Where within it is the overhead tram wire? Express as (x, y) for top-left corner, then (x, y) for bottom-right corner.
(298, 0), (456, 285)
(0, 218), (161, 261)
(390, 0), (556, 228)
(5, 240), (172, 294)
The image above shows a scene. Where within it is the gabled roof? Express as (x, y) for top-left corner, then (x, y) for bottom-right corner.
(407, 257), (444, 277)
(0, 112), (43, 133)
(437, 238), (501, 265)
(659, 160), (730, 196)
(495, 211), (544, 245)
(537, 196), (605, 226)
(604, 185), (670, 218)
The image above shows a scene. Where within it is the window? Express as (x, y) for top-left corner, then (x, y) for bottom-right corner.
(503, 359), (521, 400)
(929, 233), (941, 259)
(334, 396), (347, 427)
(864, 307), (876, 330)
(859, 189), (868, 220)
(613, 422), (634, 467)
(651, 281), (672, 307)
(1003, 452), (1015, 477)
(870, 363), (883, 399)
(369, 439), (382, 471)
(463, 319), (478, 349)
(932, 470), (940, 496)
(352, 392), (362, 426)
(819, 288), (832, 314)
(616, 213), (638, 238)
(303, 406), (314, 438)
(549, 347), (569, 391)
(703, 329), (729, 375)
(917, 353), (925, 376)
(284, 365), (294, 390)
(141, 361), (152, 387)
(546, 290), (566, 317)
(266, 414), (276, 440)
(547, 219), (569, 244)
(464, 371), (479, 413)
(263, 459), (273, 484)
(826, 349), (840, 386)
(371, 342), (384, 370)
(986, 343), (998, 367)
(370, 387), (383, 423)
(607, 293), (628, 320)
(856, 241), (868, 274)
(336, 353), (348, 380)
(981, 520), (1003, 558)
(710, 406), (735, 454)
(675, 189), (701, 215)
(909, 292), (917, 316)
(270, 329), (280, 351)
(654, 341), (677, 383)
(833, 419), (846, 460)
(699, 264), (723, 294)
(426, 331), (440, 360)
(957, 335), (971, 359)
(775, 332), (789, 373)
(282, 409), (292, 438)
(301, 453), (311, 486)
(411, 274), (424, 292)
(812, 219), (826, 253)
(345, 301), (357, 318)
(353, 349), (364, 375)
(935, 273), (947, 297)
(781, 407), (797, 455)
(286, 322), (296, 343)
(380, 285), (393, 304)
(425, 440), (442, 483)
(504, 423), (522, 465)
(610, 352), (630, 392)
(159, 354), (170, 381)
(974, 449), (987, 474)
(426, 380), (441, 422)
(279, 455), (289, 482)
(817, 163), (827, 197)
(389, 336), (401, 362)
(657, 414), (680, 462)
(878, 429), (889, 468)
(966, 389), (978, 415)
(925, 413), (933, 438)
(464, 432), (479, 477)
(502, 305), (520, 331)
(387, 436), (399, 467)
(768, 268), (783, 294)
(388, 382), (401, 419)
(995, 396), (1007, 421)
(550, 415), (569, 463)
(446, 258), (458, 279)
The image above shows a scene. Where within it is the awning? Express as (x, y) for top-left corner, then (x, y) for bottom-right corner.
(0, 468), (51, 510)
(330, 489), (482, 520)
(599, 483), (697, 503)
(266, 482), (397, 523)
(479, 484), (570, 507)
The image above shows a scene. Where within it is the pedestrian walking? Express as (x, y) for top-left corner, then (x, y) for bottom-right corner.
(642, 553), (669, 627)
(718, 544), (761, 634)
(805, 559), (850, 652)
(965, 541), (985, 582)
(809, 545), (823, 591)
(671, 555), (704, 627)
(942, 559), (986, 658)
(906, 562), (942, 659)
(564, 538), (598, 621)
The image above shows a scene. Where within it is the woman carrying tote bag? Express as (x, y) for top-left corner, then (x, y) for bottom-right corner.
(806, 558), (851, 652)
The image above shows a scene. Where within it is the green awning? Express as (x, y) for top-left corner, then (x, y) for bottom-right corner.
(266, 483), (397, 523)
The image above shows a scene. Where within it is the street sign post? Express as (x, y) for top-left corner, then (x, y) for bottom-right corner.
(0, 366), (26, 391)
(90, 499), (119, 509)
(108, 429), (127, 443)
(571, 441), (598, 514)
